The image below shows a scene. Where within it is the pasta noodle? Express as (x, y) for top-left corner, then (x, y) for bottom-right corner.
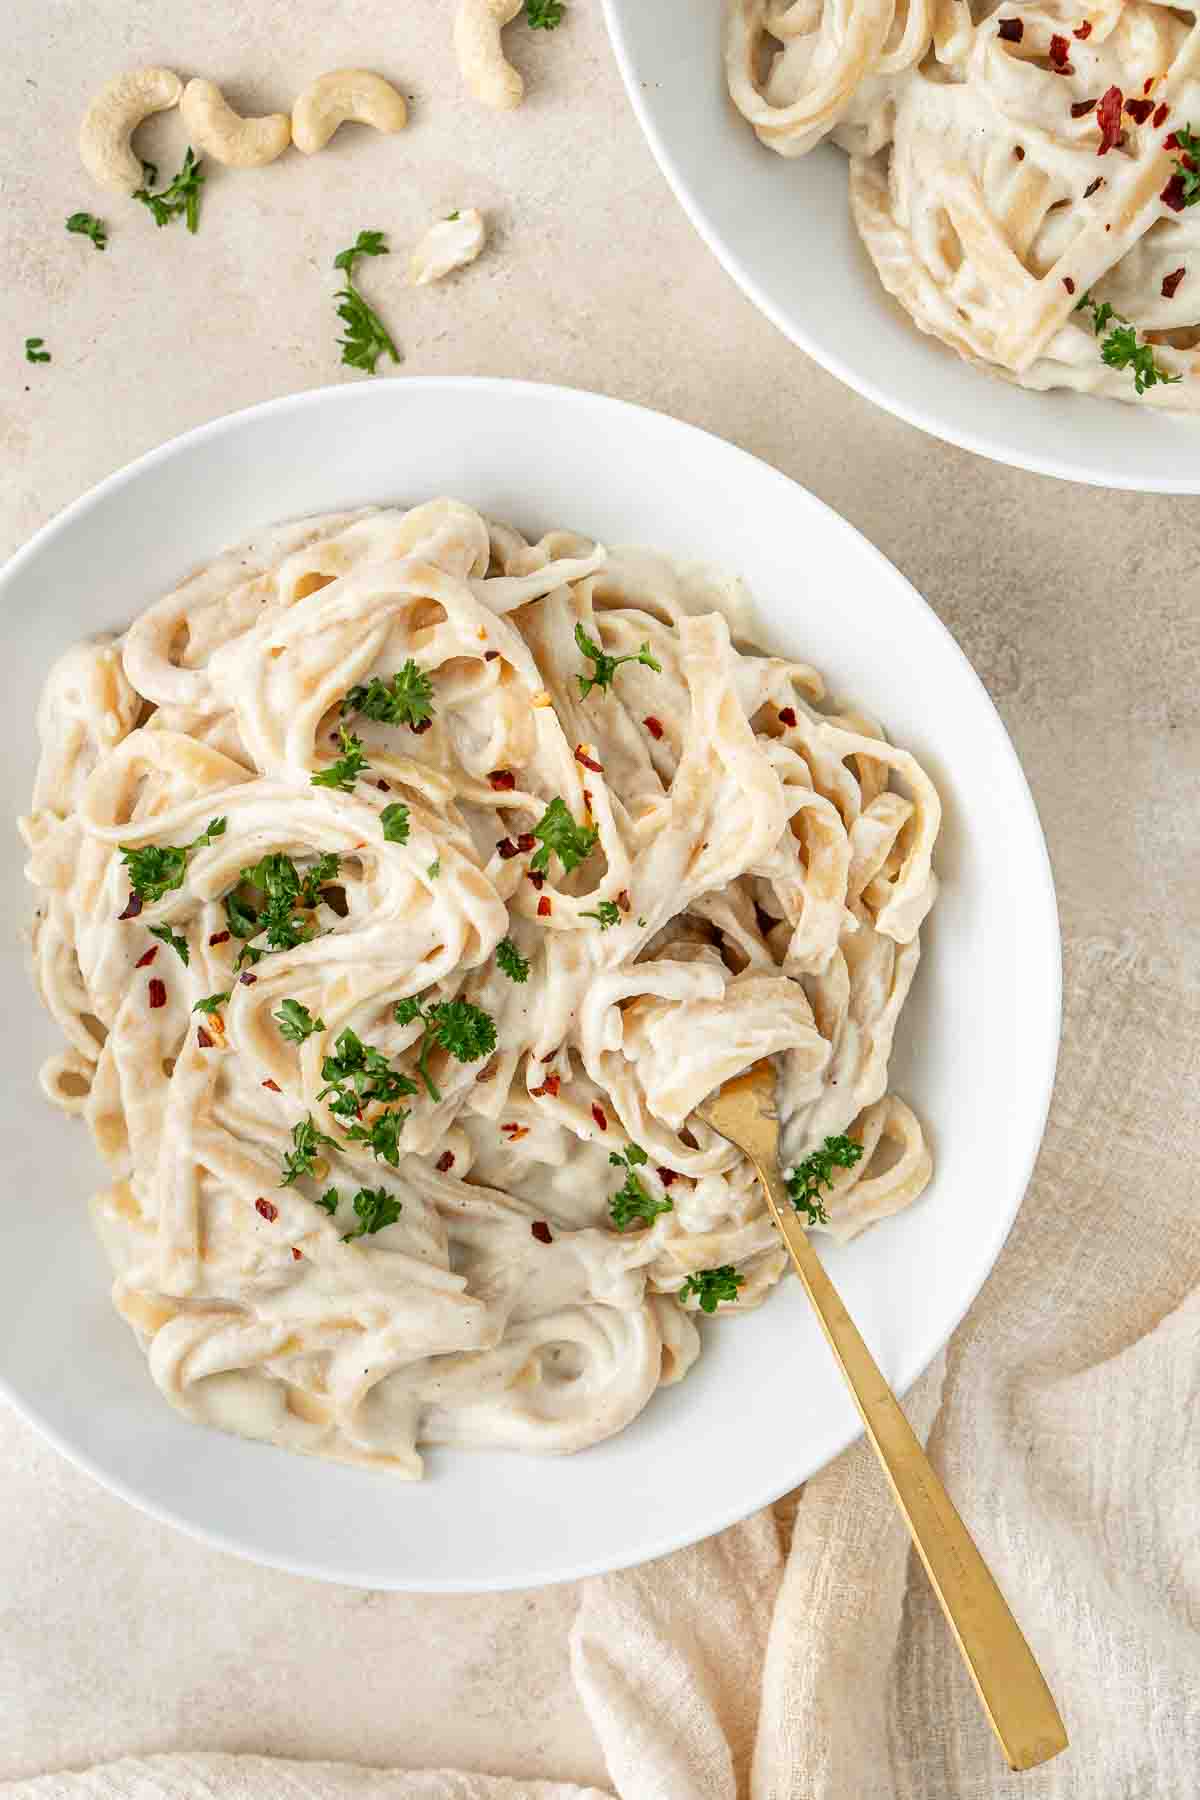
(727, 0), (1200, 405)
(20, 500), (938, 1476)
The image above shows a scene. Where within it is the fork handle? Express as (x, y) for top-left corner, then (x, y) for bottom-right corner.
(756, 1158), (1067, 1772)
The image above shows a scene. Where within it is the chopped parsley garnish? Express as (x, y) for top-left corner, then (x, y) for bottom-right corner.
(530, 796), (598, 876)
(226, 851), (340, 966)
(280, 1114), (335, 1186)
(317, 1027), (418, 1117)
(344, 661), (434, 728)
(333, 230), (400, 375)
(133, 148), (204, 233)
(274, 998), (326, 1043)
(312, 725), (370, 790)
(786, 1134), (864, 1225)
(341, 1185), (403, 1238)
(192, 991), (231, 1014)
(526, 0), (565, 25)
(582, 899), (620, 929)
(393, 994), (497, 1102)
(344, 1109), (408, 1165)
(1168, 124), (1200, 206)
(66, 212), (107, 250)
(24, 337), (51, 364)
(148, 923), (190, 965)
(574, 621), (661, 698)
(380, 802), (411, 843)
(680, 1265), (745, 1313)
(1075, 290), (1180, 395)
(316, 1188), (340, 1216)
(496, 936), (530, 983)
(427, 859), (441, 880)
(119, 817), (226, 904)
(608, 1143), (673, 1232)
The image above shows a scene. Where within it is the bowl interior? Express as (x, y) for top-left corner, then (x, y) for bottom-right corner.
(0, 379), (1059, 1589)
(602, 0), (1200, 492)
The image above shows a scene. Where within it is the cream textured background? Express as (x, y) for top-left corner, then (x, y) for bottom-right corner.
(1, 0), (1196, 1787)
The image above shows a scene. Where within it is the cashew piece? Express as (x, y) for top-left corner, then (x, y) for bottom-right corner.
(408, 210), (487, 285)
(291, 70), (408, 154)
(455, 0), (524, 110)
(79, 67), (184, 195)
(180, 80), (291, 167)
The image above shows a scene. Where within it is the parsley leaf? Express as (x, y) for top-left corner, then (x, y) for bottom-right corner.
(380, 802), (411, 843)
(120, 817), (226, 905)
(274, 998), (326, 1043)
(341, 1185), (403, 1239)
(344, 1108), (408, 1165)
(1169, 124), (1200, 205)
(394, 994), (497, 1101)
(786, 1134), (864, 1225)
(333, 231), (400, 375)
(1074, 291), (1180, 395)
(133, 148), (205, 232)
(574, 621), (661, 698)
(608, 1143), (673, 1232)
(148, 923), (190, 965)
(24, 337), (51, 364)
(280, 1114), (335, 1186)
(530, 796), (598, 876)
(316, 1188), (340, 1216)
(228, 851), (340, 967)
(496, 936), (530, 983)
(526, 0), (565, 24)
(66, 212), (107, 250)
(344, 661), (435, 728)
(582, 899), (620, 929)
(312, 725), (370, 791)
(427, 859), (441, 880)
(680, 1265), (745, 1313)
(317, 1027), (418, 1113)
(193, 991), (231, 1014)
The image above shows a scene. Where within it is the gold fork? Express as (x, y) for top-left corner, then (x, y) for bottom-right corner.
(696, 1061), (1068, 1772)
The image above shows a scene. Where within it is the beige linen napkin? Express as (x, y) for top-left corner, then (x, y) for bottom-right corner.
(5, 931), (1197, 1800)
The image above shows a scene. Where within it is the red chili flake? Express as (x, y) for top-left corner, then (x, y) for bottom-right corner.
(1073, 19), (1091, 36)
(1125, 97), (1154, 124)
(411, 718), (433, 736)
(583, 789), (593, 812)
(484, 649), (499, 661)
(778, 707), (798, 728)
(1071, 98), (1097, 117)
(376, 778), (391, 792)
(135, 946), (158, 968)
(209, 929), (231, 946)
(1143, 76), (1154, 95)
(531, 1221), (553, 1244)
(531, 1072), (561, 1098)
(1161, 173), (1189, 211)
(591, 1102), (608, 1132)
(516, 833), (536, 853)
(1083, 176), (1104, 197)
(657, 1167), (679, 1187)
(1063, 276), (1076, 294)
(1049, 34), (1072, 71)
(148, 978), (167, 1009)
(436, 1150), (455, 1173)
(118, 891), (143, 920)
(1014, 145), (1026, 160)
(291, 1247), (303, 1260)
(496, 837), (520, 859)
(1153, 103), (1169, 129)
(262, 1078), (282, 1092)
(1165, 131), (1180, 149)
(528, 870), (545, 891)
(197, 1026), (213, 1048)
(1096, 86), (1124, 154)
(996, 16), (1023, 39)
(488, 769), (516, 791)
(240, 971), (258, 985)
(537, 895), (552, 917)
(255, 1197), (279, 1223)
(643, 716), (664, 740)
(1162, 266), (1186, 298)
(501, 1122), (529, 1142)
(574, 745), (604, 773)
(616, 890), (631, 913)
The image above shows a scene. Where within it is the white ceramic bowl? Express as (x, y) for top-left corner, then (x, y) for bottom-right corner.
(0, 379), (1059, 1590)
(603, 0), (1200, 492)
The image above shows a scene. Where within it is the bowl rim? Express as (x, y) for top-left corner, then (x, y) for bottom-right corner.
(0, 377), (1062, 1587)
(600, 0), (1200, 495)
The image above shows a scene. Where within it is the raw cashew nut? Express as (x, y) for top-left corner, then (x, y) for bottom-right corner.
(180, 79), (291, 167)
(291, 69), (408, 154)
(454, 0), (524, 110)
(408, 210), (487, 285)
(79, 67), (184, 195)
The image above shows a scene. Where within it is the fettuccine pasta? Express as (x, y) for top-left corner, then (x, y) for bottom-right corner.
(728, 0), (1200, 404)
(21, 500), (938, 1475)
